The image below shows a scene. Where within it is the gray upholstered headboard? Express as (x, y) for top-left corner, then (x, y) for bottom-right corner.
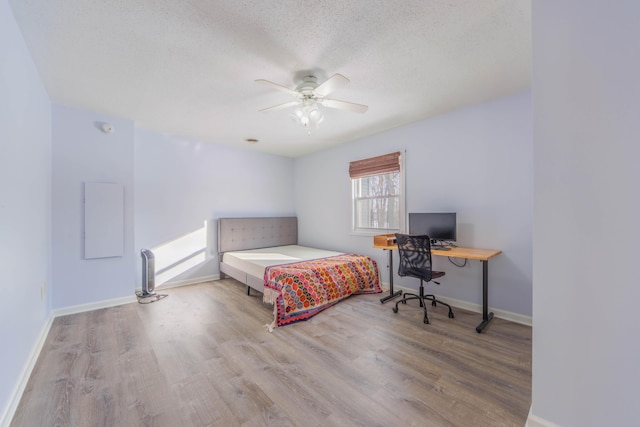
(217, 217), (298, 253)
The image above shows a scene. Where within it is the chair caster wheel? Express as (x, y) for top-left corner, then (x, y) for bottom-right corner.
(402, 300), (407, 304)
(423, 316), (430, 324)
(448, 312), (455, 319)
(431, 300), (437, 306)
(392, 307), (398, 313)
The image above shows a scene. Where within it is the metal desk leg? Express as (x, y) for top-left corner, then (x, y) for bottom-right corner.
(380, 249), (402, 303)
(475, 260), (494, 333)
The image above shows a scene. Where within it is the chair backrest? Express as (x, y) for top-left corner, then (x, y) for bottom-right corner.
(395, 234), (434, 282)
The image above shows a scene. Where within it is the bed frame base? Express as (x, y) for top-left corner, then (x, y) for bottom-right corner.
(218, 217), (298, 295)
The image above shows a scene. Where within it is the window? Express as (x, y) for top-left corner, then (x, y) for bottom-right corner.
(350, 152), (404, 234)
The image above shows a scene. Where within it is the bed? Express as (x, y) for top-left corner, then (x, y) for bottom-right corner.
(218, 217), (381, 329)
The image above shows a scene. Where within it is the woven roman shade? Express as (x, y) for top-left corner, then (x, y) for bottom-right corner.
(349, 152), (401, 179)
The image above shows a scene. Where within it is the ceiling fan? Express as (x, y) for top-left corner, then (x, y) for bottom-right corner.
(255, 73), (368, 132)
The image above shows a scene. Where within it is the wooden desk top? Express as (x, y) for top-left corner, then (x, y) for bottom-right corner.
(373, 244), (501, 261)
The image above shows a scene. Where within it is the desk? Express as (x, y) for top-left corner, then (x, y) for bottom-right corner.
(373, 242), (502, 333)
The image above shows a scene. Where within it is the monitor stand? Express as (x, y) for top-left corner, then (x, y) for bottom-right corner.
(431, 240), (451, 251)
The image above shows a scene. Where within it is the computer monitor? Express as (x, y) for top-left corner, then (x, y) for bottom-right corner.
(408, 212), (457, 245)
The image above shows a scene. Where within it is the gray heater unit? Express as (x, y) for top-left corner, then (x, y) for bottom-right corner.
(139, 249), (156, 297)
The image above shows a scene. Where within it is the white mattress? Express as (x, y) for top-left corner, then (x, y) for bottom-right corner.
(222, 245), (344, 279)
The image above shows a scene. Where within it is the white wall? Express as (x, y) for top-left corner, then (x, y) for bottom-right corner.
(51, 105), (135, 309)
(134, 128), (296, 285)
(531, 2), (640, 426)
(294, 91), (533, 317)
(0, 0), (52, 422)
(50, 111), (296, 305)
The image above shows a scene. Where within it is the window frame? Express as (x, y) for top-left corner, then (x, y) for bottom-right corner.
(349, 152), (405, 236)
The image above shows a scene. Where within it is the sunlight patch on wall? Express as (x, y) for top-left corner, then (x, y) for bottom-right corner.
(152, 223), (207, 285)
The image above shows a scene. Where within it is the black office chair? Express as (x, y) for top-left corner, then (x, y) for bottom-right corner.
(393, 234), (454, 324)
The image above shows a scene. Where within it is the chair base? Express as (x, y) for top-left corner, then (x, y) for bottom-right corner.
(392, 290), (454, 324)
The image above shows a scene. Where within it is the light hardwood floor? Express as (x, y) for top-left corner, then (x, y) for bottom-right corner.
(12, 279), (531, 427)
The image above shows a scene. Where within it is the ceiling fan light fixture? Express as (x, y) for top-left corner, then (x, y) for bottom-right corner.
(295, 102), (324, 132)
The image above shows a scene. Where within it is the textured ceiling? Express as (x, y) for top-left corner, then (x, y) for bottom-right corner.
(9, 0), (531, 157)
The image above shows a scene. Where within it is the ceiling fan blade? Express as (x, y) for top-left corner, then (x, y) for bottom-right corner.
(314, 74), (350, 97)
(321, 98), (368, 114)
(258, 100), (300, 113)
(255, 79), (300, 96)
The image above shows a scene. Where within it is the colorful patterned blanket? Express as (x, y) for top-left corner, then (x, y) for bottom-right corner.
(263, 254), (381, 330)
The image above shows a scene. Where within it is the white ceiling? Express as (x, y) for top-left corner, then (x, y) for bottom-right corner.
(9, 0), (531, 157)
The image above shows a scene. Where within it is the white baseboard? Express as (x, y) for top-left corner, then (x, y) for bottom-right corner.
(52, 295), (137, 318)
(380, 282), (532, 327)
(54, 276), (219, 318)
(156, 274), (219, 290)
(526, 412), (562, 427)
(0, 315), (53, 427)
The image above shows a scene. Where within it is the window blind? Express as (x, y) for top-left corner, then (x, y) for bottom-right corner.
(349, 152), (401, 179)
